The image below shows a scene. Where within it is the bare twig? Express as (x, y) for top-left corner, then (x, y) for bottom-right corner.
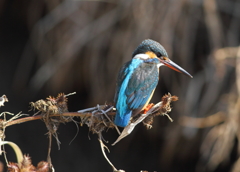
(98, 134), (125, 172)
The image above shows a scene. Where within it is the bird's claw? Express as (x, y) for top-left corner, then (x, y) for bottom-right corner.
(143, 103), (154, 114)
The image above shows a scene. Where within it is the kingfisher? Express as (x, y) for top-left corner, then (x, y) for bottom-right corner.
(114, 39), (192, 127)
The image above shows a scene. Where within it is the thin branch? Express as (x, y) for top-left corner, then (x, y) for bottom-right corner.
(98, 134), (124, 172)
(5, 112), (109, 127)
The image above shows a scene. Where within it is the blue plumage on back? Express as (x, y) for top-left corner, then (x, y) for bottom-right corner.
(114, 57), (160, 127)
(114, 58), (142, 127)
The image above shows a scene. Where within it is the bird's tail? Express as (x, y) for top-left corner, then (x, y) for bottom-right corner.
(114, 111), (132, 127)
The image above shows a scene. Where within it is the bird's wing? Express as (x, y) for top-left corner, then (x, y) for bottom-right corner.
(126, 62), (159, 111)
(114, 61), (131, 103)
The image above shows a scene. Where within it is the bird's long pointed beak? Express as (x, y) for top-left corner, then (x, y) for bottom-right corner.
(160, 57), (193, 78)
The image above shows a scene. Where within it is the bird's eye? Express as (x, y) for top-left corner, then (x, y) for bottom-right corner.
(156, 52), (162, 57)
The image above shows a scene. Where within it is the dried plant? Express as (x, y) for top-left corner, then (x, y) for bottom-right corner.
(8, 155), (49, 172)
(0, 92), (177, 171)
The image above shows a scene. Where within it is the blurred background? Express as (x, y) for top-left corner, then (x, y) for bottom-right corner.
(0, 0), (240, 171)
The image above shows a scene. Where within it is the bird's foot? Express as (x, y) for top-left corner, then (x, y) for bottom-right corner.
(143, 103), (154, 114)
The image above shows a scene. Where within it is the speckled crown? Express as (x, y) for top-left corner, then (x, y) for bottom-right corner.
(132, 39), (168, 58)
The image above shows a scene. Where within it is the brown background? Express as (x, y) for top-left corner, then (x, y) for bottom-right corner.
(0, 0), (239, 171)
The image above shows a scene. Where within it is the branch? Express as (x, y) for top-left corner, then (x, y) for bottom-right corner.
(0, 92), (178, 172)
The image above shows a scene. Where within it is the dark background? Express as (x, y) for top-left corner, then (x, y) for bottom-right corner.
(0, 0), (239, 171)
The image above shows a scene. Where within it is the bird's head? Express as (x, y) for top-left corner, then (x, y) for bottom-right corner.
(132, 39), (193, 78)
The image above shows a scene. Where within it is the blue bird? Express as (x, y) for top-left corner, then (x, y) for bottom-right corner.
(114, 39), (192, 127)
